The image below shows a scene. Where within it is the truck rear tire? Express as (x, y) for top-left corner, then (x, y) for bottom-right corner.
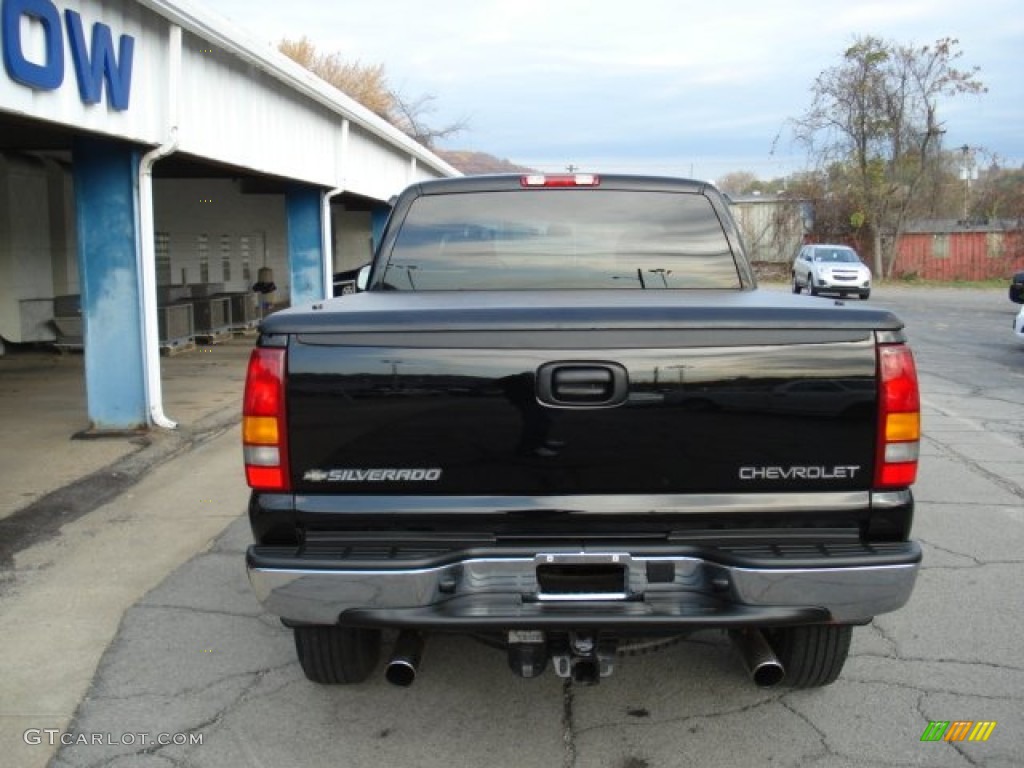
(767, 624), (852, 688)
(293, 625), (381, 684)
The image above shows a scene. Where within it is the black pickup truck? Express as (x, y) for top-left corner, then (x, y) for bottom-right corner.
(243, 174), (921, 689)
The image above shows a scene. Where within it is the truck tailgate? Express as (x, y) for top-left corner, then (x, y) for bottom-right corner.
(275, 291), (897, 497)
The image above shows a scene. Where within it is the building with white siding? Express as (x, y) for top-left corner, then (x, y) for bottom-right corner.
(0, 0), (457, 430)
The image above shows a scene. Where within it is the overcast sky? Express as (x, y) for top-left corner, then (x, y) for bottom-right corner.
(200, 0), (1023, 182)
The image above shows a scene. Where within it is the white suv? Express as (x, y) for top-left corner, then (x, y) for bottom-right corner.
(1011, 271), (1024, 345)
(792, 244), (871, 300)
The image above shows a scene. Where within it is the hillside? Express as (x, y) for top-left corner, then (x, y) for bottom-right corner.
(436, 150), (535, 175)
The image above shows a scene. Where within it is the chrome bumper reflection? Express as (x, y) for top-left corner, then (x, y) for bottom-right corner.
(247, 548), (919, 626)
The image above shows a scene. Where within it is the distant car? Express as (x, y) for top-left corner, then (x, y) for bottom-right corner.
(1009, 270), (1024, 304)
(792, 244), (871, 300)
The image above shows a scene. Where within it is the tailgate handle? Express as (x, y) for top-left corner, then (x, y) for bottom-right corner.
(538, 363), (628, 407)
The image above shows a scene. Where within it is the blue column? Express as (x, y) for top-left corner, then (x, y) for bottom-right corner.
(286, 188), (325, 307)
(72, 136), (146, 432)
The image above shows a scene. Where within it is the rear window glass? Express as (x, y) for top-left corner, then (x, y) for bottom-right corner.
(379, 190), (740, 290)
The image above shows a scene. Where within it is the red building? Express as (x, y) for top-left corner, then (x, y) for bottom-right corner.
(893, 220), (1024, 281)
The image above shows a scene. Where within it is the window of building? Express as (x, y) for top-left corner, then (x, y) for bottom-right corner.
(987, 231), (1004, 259)
(198, 235), (209, 282)
(155, 232), (171, 284)
(240, 236), (252, 282)
(220, 234), (232, 281)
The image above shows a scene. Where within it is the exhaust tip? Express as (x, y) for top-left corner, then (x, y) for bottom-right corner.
(730, 629), (785, 688)
(751, 660), (785, 688)
(385, 630), (424, 687)
(385, 660), (417, 687)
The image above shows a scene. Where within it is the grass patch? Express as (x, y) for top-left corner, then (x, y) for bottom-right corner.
(887, 276), (1007, 289)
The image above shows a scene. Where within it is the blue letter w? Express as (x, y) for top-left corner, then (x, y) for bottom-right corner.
(64, 9), (134, 110)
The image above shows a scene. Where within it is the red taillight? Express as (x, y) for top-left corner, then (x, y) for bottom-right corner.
(876, 344), (920, 488)
(520, 173), (600, 187)
(243, 347), (290, 491)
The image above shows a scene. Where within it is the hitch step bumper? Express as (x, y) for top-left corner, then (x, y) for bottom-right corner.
(247, 542), (921, 628)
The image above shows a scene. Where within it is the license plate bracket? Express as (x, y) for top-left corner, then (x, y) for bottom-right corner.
(534, 553), (629, 601)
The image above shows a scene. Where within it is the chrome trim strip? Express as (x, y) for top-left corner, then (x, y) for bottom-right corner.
(296, 491), (874, 516)
(536, 592), (631, 602)
(870, 489), (913, 509)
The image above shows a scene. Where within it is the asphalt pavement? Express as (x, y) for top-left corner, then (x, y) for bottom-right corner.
(0, 337), (254, 768)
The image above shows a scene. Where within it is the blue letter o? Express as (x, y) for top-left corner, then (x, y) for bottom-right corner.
(2, 0), (64, 91)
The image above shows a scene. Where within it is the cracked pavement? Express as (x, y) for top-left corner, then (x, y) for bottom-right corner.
(3, 287), (1023, 768)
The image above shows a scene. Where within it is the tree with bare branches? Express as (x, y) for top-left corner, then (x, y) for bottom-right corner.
(278, 36), (466, 148)
(793, 36), (986, 276)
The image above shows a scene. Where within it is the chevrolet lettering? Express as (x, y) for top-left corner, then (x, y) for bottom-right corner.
(739, 465), (862, 481)
(242, 174), (922, 693)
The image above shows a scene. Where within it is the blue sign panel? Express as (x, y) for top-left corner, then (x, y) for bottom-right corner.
(2, 0), (134, 110)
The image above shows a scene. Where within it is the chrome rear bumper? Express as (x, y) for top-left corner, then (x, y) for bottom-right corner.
(247, 542), (920, 628)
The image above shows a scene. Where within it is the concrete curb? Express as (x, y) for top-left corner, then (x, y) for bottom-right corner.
(0, 408), (241, 572)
